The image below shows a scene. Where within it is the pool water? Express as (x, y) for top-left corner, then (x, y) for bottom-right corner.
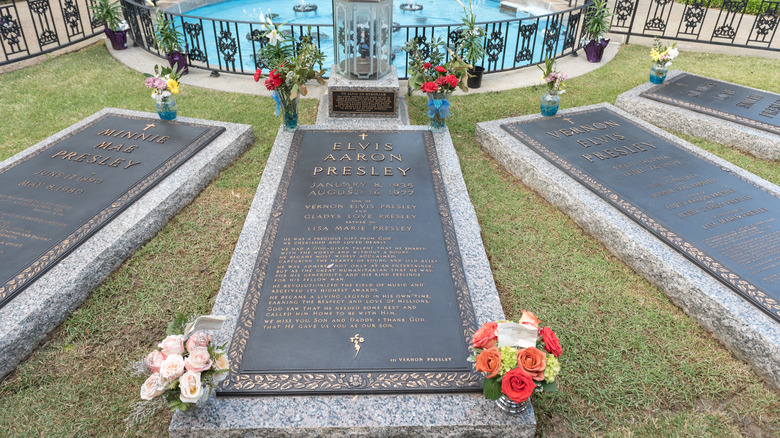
(180, 0), (564, 76)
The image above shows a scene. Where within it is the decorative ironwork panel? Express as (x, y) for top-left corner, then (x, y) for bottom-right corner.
(0, 4), (28, 57)
(677, 0), (709, 37)
(139, 7), (154, 47)
(643, 0), (675, 33)
(215, 22), (237, 69)
(28, 0), (59, 47)
(184, 21), (207, 63)
(514, 22), (537, 64)
(748, 1), (779, 44)
(564, 11), (581, 50)
(485, 28), (504, 63)
(59, 0), (84, 39)
(613, 0), (637, 28)
(542, 14), (562, 60)
(88, 0), (102, 30)
(712, 0), (747, 41)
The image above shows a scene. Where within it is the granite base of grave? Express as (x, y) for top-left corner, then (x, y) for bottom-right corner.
(475, 103), (780, 390)
(0, 108), (253, 381)
(168, 125), (536, 437)
(615, 70), (779, 160)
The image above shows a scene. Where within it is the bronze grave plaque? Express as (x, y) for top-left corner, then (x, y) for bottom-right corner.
(330, 90), (397, 115)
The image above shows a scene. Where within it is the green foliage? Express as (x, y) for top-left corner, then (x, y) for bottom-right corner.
(483, 376), (502, 400)
(584, 0), (612, 41)
(456, 0), (486, 66)
(153, 8), (184, 54)
(90, 0), (124, 31)
(165, 313), (189, 336)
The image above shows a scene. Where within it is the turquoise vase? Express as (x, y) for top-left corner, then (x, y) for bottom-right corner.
(156, 95), (177, 121)
(274, 89), (299, 131)
(427, 92), (451, 132)
(649, 64), (669, 84)
(540, 90), (560, 116)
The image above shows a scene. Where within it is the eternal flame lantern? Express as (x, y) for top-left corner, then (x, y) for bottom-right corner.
(332, 0), (393, 80)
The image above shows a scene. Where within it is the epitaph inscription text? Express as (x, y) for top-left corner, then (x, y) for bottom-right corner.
(220, 130), (480, 395)
(330, 90), (397, 115)
(502, 108), (780, 321)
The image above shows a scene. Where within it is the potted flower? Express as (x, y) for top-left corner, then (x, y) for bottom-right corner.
(153, 8), (188, 75)
(456, 0), (486, 89)
(253, 14), (326, 131)
(403, 37), (469, 131)
(469, 311), (563, 413)
(128, 314), (229, 421)
(649, 37), (678, 84)
(537, 57), (567, 116)
(91, 0), (129, 50)
(582, 0), (612, 63)
(144, 63), (184, 120)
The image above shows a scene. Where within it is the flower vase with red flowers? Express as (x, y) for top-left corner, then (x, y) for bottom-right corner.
(469, 311), (563, 414)
(253, 13), (326, 131)
(403, 36), (470, 132)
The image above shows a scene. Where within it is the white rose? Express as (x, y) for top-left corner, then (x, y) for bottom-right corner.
(184, 347), (213, 373)
(179, 371), (204, 404)
(159, 354), (185, 381)
(213, 353), (230, 383)
(140, 373), (166, 400)
(158, 335), (185, 357)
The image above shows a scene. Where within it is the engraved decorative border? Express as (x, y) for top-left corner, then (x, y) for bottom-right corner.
(330, 90), (398, 115)
(501, 107), (780, 321)
(640, 72), (780, 135)
(219, 129), (482, 395)
(0, 113), (225, 309)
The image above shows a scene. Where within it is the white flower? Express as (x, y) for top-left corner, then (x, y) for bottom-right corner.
(265, 27), (282, 46)
(140, 373), (167, 400)
(667, 48), (679, 60)
(159, 353), (185, 381)
(179, 371), (205, 404)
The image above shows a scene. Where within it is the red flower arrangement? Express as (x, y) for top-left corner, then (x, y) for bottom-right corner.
(469, 311), (563, 404)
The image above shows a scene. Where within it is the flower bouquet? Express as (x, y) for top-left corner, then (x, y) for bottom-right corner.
(253, 13), (327, 131)
(128, 314), (229, 422)
(469, 311), (562, 411)
(537, 58), (567, 116)
(144, 64), (184, 120)
(649, 37), (678, 84)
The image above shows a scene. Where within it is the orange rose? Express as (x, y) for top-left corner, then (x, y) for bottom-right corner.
(518, 310), (541, 329)
(471, 321), (498, 349)
(475, 347), (501, 378)
(517, 347), (546, 381)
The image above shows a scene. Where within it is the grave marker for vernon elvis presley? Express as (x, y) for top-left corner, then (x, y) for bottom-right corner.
(0, 115), (224, 309)
(219, 130), (481, 395)
(501, 107), (780, 322)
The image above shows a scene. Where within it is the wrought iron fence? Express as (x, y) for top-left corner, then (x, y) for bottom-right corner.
(120, 0), (590, 78)
(609, 0), (779, 50)
(0, 0), (105, 65)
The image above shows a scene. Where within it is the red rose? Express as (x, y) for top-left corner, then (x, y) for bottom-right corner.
(264, 69), (283, 90)
(501, 368), (536, 403)
(253, 69), (262, 82)
(420, 81), (439, 93)
(445, 74), (459, 88)
(471, 321), (498, 348)
(434, 66), (447, 73)
(435, 76), (446, 86)
(423, 62), (432, 69)
(540, 327), (562, 357)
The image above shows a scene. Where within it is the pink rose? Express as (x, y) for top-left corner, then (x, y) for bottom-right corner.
(179, 371), (205, 404)
(145, 350), (165, 373)
(159, 353), (185, 381)
(186, 331), (211, 353)
(140, 373), (166, 400)
(185, 346), (213, 373)
(158, 335), (184, 357)
(519, 310), (541, 329)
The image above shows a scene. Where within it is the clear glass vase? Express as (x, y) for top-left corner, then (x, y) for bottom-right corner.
(156, 95), (177, 121)
(275, 88), (299, 131)
(650, 64), (669, 84)
(540, 90), (560, 117)
(494, 394), (530, 414)
(427, 92), (451, 132)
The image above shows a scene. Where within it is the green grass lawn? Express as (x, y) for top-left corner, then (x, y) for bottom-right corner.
(0, 42), (778, 437)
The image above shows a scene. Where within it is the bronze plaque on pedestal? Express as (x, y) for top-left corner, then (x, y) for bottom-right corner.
(330, 90), (397, 115)
(0, 114), (224, 309)
(219, 130), (481, 395)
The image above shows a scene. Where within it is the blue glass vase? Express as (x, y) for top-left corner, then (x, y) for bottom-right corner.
(156, 95), (177, 120)
(650, 64), (669, 84)
(540, 91), (560, 116)
(427, 92), (451, 132)
(275, 88), (299, 131)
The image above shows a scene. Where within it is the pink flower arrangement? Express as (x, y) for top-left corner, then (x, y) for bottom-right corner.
(469, 311), (563, 404)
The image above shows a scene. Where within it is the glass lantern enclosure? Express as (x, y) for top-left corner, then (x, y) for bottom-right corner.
(333, 0), (393, 80)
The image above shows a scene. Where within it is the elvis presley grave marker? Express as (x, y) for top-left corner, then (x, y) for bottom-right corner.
(0, 114), (224, 309)
(219, 130), (481, 395)
(501, 107), (780, 322)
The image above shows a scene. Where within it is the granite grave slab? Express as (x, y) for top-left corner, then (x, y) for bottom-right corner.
(169, 126), (536, 437)
(616, 70), (780, 160)
(0, 108), (253, 381)
(476, 103), (780, 390)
